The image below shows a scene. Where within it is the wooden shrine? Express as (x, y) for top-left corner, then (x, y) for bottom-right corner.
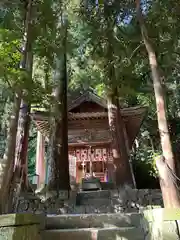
(31, 90), (147, 188)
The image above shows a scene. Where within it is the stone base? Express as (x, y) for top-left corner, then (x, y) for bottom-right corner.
(15, 188), (163, 215)
(0, 213), (41, 240)
(42, 227), (144, 240)
(81, 177), (102, 191)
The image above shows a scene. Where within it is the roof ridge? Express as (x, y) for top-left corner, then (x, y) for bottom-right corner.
(68, 89), (107, 111)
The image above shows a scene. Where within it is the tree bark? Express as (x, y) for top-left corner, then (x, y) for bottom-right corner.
(107, 88), (134, 187)
(15, 102), (31, 189)
(47, 18), (70, 192)
(104, 5), (134, 187)
(14, 0), (33, 191)
(0, 93), (21, 213)
(2, 0), (34, 212)
(46, 116), (56, 190)
(58, 48), (70, 191)
(15, 50), (33, 191)
(136, 0), (180, 207)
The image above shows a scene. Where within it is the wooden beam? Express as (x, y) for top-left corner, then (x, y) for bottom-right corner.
(68, 141), (111, 147)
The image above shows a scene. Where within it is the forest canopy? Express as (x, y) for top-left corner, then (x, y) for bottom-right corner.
(0, 0), (180, 211)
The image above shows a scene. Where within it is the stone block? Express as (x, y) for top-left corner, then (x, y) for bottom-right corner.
(85, 206), (99, 214)
(42, 227), (144, 240)
(80, 198), (111, 206)
(16, 189), (163, 215)
(45, 212), (142, 230)
(142, 208), (180, 240)
(0, 225), (41, 240)
(110, 189), (119, 198)
(0, 214), (41, 240)
(98, 227), (144, 240)
(144, 220), (180, 240)
(0, 213), (40, 227)
(72, 206), (85, 214)
(90, 205), (112, 214)
(78, 190), (110, 200)
(113, 204), (124, 213)
(143, 208), (180, 222)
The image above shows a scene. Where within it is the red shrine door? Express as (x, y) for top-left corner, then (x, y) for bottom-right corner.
(69, 146), (111, 183)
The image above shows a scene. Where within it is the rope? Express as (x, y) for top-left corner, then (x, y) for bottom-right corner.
(163, 160), (180, 192)
(165, 162), (180, 182)
(155, 155), (180, 193)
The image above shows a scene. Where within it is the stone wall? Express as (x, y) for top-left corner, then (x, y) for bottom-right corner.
(110, 188), (163, 213)
(16, 188), (163, 215)
(141, 208), (180, 239)
(0, 213), (41, 240)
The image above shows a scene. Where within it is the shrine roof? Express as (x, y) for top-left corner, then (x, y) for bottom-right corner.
(31, 90), (147, 145)
(31, 107), (147, 146)
(68, 89), (107, 110)
(32, 90), (147, 120)
(31, 106), (147, 121)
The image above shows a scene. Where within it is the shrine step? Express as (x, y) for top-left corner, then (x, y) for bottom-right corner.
(101, 182), (115, 190)
(42, 227), (144, 240)
(76, 190), (111, 205)
(77, 190), (110, 199)
(78, 198), (111, 206)
(45, 213), (142, 229)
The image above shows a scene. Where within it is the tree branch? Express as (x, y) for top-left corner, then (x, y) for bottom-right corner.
(130, 42), (144, 60)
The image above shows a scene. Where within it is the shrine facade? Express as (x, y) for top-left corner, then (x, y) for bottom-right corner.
(31, 90), (147, 187)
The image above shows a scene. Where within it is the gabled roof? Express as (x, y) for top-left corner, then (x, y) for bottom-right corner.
(68, 89), (107, 111)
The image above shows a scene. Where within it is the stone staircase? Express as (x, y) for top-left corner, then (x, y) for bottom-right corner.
(40, 189), (162, 239)
(42, 212), (146, 240)
(76, 190), (112, 213)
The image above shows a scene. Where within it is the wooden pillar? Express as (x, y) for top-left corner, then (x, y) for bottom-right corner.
(36, 131), (45, 188)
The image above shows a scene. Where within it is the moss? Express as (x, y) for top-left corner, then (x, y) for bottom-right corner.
(0, 214), (40, 227)
(0, 225), (41, 240)
(0, 214), (41, 240)
(143, 208), (180, 222)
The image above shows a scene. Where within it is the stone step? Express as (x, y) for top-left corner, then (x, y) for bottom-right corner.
(79, 198), (111, 206)
(42, 227), (144, 240)
(58, 205), (114, 214)
(45, 213), (142, 229)
(77, 190), (111, 200)
(76, 190), (111, 205)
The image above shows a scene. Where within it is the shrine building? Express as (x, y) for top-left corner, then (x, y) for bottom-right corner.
(31, 90), (147, 188)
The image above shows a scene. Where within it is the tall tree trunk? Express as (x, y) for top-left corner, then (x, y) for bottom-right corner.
(136, 0), (180, 207)
(47, 58), (63, 191)
(0, 0), (34, 212)
(104, 4), (134, 187)
(0, 94), (21, 213)
(46, 116), (56, 190)
(15, 51), (33, 192)
(47, 17), (70, 192)
(14, 0), (33, 190)
(15, 103), (31, 187)
(107, 88), (134, 187)
(58, 44), (70, 191)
